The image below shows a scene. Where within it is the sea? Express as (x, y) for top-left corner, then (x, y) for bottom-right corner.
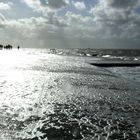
(0, 48), (140, 140)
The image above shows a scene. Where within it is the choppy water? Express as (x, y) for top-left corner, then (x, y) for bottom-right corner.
(0, 49), (140, 140)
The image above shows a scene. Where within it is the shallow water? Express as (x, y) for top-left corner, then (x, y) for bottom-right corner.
(0, 49), (140, 140)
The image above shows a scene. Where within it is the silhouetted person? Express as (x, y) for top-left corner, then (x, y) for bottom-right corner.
(0, 44), (3, 50)
(18, 46), (20, 50)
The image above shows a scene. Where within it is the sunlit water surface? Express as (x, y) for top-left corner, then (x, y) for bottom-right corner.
(0, 49), (140, 140)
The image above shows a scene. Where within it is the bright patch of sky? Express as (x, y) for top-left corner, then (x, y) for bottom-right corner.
(0, 0), (42, 19)
(44, 0), (49, 4)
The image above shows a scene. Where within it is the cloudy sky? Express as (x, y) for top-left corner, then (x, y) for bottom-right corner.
(0, 0), (140, 49)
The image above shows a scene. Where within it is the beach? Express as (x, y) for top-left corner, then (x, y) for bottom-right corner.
(0, 49), (140, 140)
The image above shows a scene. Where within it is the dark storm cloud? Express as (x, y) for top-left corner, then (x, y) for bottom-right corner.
(48, 0), (68, 9)
(107, 0), (138, 8)
(40, 0), (68, 9)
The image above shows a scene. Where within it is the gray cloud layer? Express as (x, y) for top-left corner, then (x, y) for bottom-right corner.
(0, 0), (140, 48)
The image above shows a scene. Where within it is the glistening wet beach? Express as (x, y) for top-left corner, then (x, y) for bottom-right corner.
(0, 49), (140, 140)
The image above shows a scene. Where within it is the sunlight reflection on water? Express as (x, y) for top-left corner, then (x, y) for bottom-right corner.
(0, 50), (56, 121)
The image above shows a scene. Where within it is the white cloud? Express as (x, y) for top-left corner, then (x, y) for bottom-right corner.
(0, 2), (13, 10)
(72, 1), (86, 10)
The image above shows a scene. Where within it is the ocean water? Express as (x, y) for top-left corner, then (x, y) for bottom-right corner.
(0, 48), (140, 140)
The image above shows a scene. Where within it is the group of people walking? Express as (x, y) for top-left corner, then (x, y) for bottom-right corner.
(0, 44), (20, 50)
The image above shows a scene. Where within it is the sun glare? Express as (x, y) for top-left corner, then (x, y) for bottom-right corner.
(0, 51), (21, 67)
(0, 50), (36, 70)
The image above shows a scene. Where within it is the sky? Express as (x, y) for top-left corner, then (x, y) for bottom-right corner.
(0, 0), (140, 49)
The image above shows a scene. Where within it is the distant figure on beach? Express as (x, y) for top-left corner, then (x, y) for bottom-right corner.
(18, 46), (20, 50)
(0, 44), (13, 50)
(0, 44), (3, 50)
